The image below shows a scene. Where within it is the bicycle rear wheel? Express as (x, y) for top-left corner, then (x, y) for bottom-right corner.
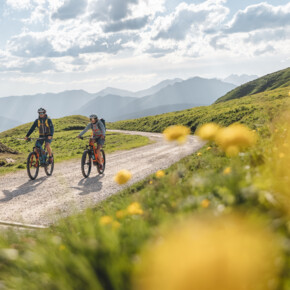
(27, 152), (39, 180)
(44, 154), (54, 176)
(81, 150), (92, 178)
(97, 149), (106, 174)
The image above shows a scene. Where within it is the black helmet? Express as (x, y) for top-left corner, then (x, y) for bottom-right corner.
(89, 114), (98, 119)
(38, 108), (46, 114)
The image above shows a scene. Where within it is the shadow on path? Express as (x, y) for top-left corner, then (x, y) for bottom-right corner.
(71, 174), (105, 196)
(0, 176), (48, 202)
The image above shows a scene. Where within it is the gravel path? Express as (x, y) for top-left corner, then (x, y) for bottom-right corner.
(0, 130), (204, 226)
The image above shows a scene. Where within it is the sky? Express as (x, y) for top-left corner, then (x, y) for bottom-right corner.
(0, 0), (289, 98)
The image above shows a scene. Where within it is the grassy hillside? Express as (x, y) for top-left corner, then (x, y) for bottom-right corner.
(215, 66), (290, 103)
(0, 115), (150, 175)
(107, 86), (290, 133)
(0, 86), (290, 289)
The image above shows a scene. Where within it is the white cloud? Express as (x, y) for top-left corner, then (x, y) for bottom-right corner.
(225, 2), (290, 33)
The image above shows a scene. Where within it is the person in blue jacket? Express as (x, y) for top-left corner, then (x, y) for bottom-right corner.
(77, 114), (105, 168)
(25, 108), (54, 164)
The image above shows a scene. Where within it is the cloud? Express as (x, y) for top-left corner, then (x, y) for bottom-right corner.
(103, 16), (149, 32)
(244, 28), (289, 44)
(145, 46), (176, 58)
(152, 1), (228, 41)
(254, 44), (276, 56)
(225, 3), (290, 33)
(88, 0), (139, 22)
(52, 0), (88, 20)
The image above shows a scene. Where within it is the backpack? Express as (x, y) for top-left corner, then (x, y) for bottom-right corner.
(99, 118), (106, 131)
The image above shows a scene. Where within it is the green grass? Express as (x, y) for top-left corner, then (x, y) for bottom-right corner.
(0, 89), (290, 289)
(0, 115), (151, 175)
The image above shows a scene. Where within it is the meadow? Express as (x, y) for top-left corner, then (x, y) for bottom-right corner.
(0, 115), (151, 175)
(0, 87), (290, 289)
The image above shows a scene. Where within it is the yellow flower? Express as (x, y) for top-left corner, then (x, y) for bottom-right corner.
(114, 170), (132, 185)
(156, 170), (165, 178)
(112, 221), (121, 229)
(197, 152), (202, 156)
(279, 153), (285, 158)
(215, 123), (257, 156)
(201, 199), (210, 208)
(127, 202), (143, 215)
(163, 125), (190, 144)
(223, 167), (231, 175)
(134, 214), (282, 290)
(149, 180), (153, 184)
(116, 210), (127, 219)
(196, 123), (221, 141)
(99, 215), (113, 225)
(59, 245), (66, 251)
(206, 146), (212, 150)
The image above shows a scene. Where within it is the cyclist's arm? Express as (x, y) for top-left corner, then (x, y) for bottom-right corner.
(48, 119), (54, 136)
(98, 120), (106, 137)
(78, 123), (91, 137)
(26, 120), (38, 137)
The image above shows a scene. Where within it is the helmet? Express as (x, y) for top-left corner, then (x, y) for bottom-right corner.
(89, 114), (98, 119)
(38, 108), (46, 114)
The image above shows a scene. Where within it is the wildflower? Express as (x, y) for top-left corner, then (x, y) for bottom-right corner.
(134, 214), (282, 290)
(99, 215), (113, 225)
(163, 125), (190, 144)
(223, 167), (231, 175)
(127, 202), (143, 215)
(196, 123), (221, 141)
(279, 153), (285, 158)
(197, 152), (202, 156)
(112, 221), (121, 229)
(59, 245), (66, 251)
(215, 123), (257, 156)
(114, 169), (132, 185)
(149, 180), (153, 184)
(156, 170), (165, 178)
(116, 210), (127, 219)
(201, 199), (210, 208)
(206, 146), (212, 150)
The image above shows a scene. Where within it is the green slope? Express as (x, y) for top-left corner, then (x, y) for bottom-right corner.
(215, 66), (290, 103)
(108, 86), (290, 133)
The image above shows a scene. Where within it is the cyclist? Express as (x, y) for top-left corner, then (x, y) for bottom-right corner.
(25, 108), (54, 164)
(77, 114), (105, 168)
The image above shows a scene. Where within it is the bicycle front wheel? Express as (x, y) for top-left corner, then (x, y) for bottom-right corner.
(81, 150), (92, 178)
(44, 154), (54, 176)
(97, 149), (106, 174)
(27, 152), (39, 180)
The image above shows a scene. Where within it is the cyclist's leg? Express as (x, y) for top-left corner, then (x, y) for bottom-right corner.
(96, 137), (105, 163)
(45, 137), (53, 156)
(35, 139), (44, 153)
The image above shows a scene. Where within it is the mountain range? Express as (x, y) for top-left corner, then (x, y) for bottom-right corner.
(0, 76), (238, 132)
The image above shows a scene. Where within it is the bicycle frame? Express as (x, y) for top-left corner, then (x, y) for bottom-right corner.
(87, 138), (103, 164)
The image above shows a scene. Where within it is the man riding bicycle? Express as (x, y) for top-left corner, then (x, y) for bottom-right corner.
(77, 114), (105, 168)
(25, 108), (54, 164)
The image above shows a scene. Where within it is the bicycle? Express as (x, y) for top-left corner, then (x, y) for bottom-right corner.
(25, 137), (54, 180)
(79, 137), (106, 178)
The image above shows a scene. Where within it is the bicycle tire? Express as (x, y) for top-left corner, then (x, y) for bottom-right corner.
(81, 150), (92, 178)
(27, 152), (39, 180)
(44, 154), (54, 176)
(97, 149), (106, 174)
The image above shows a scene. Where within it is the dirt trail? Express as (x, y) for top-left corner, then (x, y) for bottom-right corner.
(0, 130), (204, 226)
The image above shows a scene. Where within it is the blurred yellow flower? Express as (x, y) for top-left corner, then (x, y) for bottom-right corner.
(206, 146), (212, 150)
(112, 221), (121, 229)
(156, 170), (165, 178)
(134, 214), (282, 290)
(114, 170), (132, 185)
(196, 123), (221, 141)
(99, 215), (113, 225)
(215, 123), (257, 156)
(201, 199), (210, 208)
(223, 167), (232, 175)
(59, 245), (66, 251)
(149, 180), (153, 184)
(279, 153), (285, 158)
(116, 210), (127, 219)
(127, 202), (144, 215)
(163, 125), (190, 144)
(197, 152), (202, 156)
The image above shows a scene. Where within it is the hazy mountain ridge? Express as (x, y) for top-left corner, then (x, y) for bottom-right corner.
(0, 76), (236, 132)
(0, 116), (21, 133)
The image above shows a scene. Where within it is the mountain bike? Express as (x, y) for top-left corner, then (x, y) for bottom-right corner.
(79, 137), (106, 178)
(26, 137), (54, 180)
